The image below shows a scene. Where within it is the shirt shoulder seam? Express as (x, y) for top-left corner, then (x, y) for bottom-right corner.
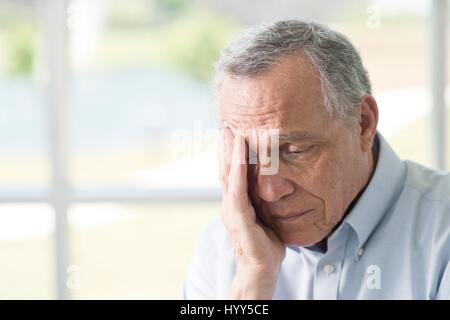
(403, 182), (450, 211)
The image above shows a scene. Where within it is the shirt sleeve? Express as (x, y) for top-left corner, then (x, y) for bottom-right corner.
(181, 218), (220, 299)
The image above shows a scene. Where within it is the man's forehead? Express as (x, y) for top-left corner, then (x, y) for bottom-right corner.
(217, 85), (288, 126)
(217, 55), (331, 139)
(217, 83), (328, 134)
(223, 126), (315, 141)
(278, 131), (313, 140)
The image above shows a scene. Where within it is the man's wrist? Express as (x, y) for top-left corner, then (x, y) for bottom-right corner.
(230, 270), (277, 300)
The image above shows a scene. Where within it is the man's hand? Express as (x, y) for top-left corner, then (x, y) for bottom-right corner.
(219, 128), (286, 300)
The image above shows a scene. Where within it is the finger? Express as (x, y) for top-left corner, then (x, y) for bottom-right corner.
(224, 128), (234, 188)
(218, 127), (226, 187)
(219, 127), (234, 191)
(228, 133), (247, 196)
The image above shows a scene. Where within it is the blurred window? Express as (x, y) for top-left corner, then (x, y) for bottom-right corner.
(0, 1), (49, 188)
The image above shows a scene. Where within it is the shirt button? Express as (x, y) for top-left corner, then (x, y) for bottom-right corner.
(324, 264), (335, 274)
(357, 248), (364, 257)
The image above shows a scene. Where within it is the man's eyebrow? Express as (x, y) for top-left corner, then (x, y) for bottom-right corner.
(278, 131), (313, 140)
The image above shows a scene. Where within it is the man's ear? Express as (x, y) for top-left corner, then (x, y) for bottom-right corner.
(359, 95), (379, 152)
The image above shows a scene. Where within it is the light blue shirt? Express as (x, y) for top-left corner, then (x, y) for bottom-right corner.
(183, 133), (450, 299)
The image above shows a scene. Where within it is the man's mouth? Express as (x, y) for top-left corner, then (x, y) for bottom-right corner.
(271, 209), (314, 222)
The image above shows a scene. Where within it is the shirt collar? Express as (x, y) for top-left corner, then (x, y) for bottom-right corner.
(342, 132), (406, 251)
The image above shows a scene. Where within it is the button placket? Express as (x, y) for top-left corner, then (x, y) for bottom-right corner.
(313, 226), (351, 299)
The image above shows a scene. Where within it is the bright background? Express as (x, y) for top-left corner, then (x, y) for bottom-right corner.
(0, 0), (448, 299)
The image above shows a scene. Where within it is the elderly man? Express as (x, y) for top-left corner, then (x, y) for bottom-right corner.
(182, 20), (450, 299)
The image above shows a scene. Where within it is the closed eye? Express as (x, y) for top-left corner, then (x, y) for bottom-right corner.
(283, 145), (313, 154)
(287, 150), (305, 154)
(281, 145), (316, 159)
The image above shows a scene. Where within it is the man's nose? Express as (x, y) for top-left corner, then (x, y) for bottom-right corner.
(256, 172), (295, 202)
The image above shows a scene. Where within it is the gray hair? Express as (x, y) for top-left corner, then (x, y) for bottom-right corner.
(213, 20), (372, 124)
